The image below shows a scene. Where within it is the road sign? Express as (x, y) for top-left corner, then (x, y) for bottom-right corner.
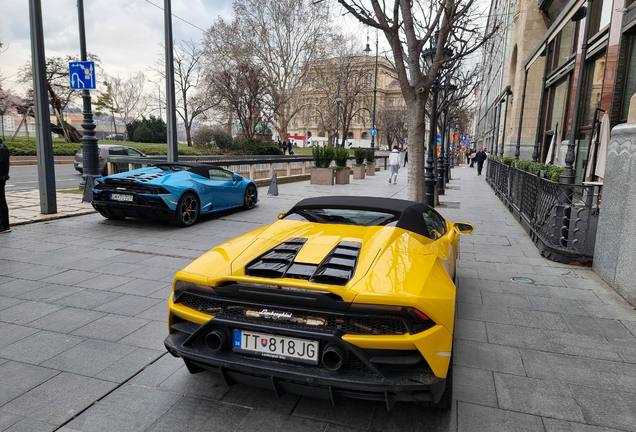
(461, 135), (467, 141)
(69, 61), (96, 90)
(370, 129), (377, 136)
(437, 134), (441, 144)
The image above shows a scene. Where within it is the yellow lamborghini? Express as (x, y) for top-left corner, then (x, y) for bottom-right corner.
(164, 196), (473, 410)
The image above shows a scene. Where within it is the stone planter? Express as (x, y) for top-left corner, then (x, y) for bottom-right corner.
(310, 167), (334, 185)
(366, 162), (376, 176)
(353, 165), (366, 179)
(334, 168), (350, 184)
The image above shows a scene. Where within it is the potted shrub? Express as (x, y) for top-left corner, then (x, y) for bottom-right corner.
(334, 147), (350, 184)
(353, 148), (366, 179)
(310, 146), (335, 185)
(365, 148), (376, 176)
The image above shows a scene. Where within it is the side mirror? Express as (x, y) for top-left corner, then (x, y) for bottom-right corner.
(233, 173), (243, 182)
(277, 212), (286, 220)
(454, 222), (474, 235)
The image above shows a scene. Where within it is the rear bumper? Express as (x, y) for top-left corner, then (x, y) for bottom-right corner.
(92, 193), (173, 220)
(164, 316), (446, 409)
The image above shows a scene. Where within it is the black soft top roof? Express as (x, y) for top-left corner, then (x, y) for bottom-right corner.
(286, 196), (439, 238)
(152, 162), (232, 179)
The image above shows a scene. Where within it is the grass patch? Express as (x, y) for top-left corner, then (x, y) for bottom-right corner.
(58, 189), (84, 194)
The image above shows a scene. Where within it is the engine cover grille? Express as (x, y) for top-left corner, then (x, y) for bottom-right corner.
(178, 292), (409, 335)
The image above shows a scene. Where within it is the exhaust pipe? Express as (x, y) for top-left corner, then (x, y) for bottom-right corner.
(322, 344), (347, 371)
(205, 328), (229, 351)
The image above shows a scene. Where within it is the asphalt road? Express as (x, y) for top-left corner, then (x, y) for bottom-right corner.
(5, 164), (82, 192)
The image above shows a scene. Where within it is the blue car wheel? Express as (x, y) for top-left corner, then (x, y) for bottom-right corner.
(173, 192), (199, 227)
(243, 184), (257, 209)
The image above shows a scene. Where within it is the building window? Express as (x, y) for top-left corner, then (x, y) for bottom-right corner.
(589, 0), (613, 36)
(556, 21), (576, 68)
(549, 78), (569, 131)
(582, 53), (606, 127)
(620, 34), (636, 122)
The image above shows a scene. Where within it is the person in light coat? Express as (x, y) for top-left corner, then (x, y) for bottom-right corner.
(388, 146), (400, 184)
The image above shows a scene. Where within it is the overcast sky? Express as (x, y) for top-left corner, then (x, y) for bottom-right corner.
(0, 0), (235, 92)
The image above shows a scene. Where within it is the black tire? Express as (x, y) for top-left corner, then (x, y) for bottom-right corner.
(243, 184), (257, 209)
(173, 192), (199, 227)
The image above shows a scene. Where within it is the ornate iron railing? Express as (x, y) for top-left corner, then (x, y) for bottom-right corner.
(486, 159), (602, 262)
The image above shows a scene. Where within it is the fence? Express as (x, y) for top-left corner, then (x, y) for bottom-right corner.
(105, 154), (389, 186)
(486, 159), (602, 263)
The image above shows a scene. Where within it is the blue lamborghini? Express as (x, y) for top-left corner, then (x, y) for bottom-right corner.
(91, 162), (258, 227)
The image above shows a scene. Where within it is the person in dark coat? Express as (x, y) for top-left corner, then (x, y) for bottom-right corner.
(403, 149), (408, 167)
(475, 148), (488, 176)
(282, 141), (287, 155)
(0, 139), (10, 233)
(287, 141), (293, 155)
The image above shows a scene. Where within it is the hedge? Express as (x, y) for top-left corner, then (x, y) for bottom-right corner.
(489, 154), (565, 182)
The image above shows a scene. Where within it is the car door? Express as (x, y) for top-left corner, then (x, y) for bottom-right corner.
(206, 168), (243, 209)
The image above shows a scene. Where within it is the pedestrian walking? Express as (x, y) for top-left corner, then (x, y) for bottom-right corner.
(470, 149), (476, 168)
(287, 141), (293, 155)
(282, 141), (287, 155)
(403, 149), (408, 167)
(475, 147), (487, 176)
(388, 145), (400, 184)
(0, 139), (10, 234)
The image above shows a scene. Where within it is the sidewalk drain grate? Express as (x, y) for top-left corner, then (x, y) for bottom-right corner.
(511, 277), (535, 284)
(16, 215), (36, 219)
(447, 186), (461, 190)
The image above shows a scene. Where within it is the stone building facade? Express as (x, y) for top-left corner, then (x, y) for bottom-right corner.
(288, 55), (406, 146)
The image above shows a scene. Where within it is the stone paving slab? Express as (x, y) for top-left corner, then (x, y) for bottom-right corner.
(0, 165), (634, 431)
(5, 191), (95, 227)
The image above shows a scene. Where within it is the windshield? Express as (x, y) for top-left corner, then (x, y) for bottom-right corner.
(284, 208), (398, 226)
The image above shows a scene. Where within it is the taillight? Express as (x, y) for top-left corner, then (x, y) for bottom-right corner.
(348, 304), (436, 333)
(99, 156), (103, 160)
(74, 153), (78, 157)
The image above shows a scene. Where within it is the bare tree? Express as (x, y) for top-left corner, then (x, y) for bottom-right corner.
(0, 89), (24, 140)
(210, 63), (269, 139)
(307, 35), (376, 146)
(377, 102), (409, 148)
(100, 72), (149, 124)
(204, 0), (332, 142)
(336, 0), (494, 202)
(155, 40), (220, 146)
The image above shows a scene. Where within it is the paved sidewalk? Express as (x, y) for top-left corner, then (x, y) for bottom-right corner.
(6, 191), (95, 227)
(0, 167), (634, 432)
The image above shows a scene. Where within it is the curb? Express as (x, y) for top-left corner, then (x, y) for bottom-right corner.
(11, 156), (75, 166)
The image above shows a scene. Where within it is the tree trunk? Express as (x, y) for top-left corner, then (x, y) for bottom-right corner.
(185, 124), (192, 147)
(406, 94), (427, 203)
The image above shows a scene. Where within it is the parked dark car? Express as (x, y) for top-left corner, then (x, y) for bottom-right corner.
(74, 145), (146, 176)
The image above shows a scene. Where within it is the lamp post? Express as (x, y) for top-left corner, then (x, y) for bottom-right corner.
(335, 97), (342, 148)
(444, 82), (457, 185)
(335, 75), (343, 148)
(421, 39), (440, 207)
(77, 0), (99, 201)
(364, 28), (379, 156)
(450, 121), (458, 170)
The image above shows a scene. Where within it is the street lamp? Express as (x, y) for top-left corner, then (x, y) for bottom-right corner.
(444, 82), (457, 185)
(421, 39), (439, 207)
(335, 97), (342, 148)
(364, 27), (379, 156)
(450, 120), (458, 170)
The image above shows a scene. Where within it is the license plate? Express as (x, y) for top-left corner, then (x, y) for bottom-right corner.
(233, 330), (319, 365)
(110, 193), (134, 202)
